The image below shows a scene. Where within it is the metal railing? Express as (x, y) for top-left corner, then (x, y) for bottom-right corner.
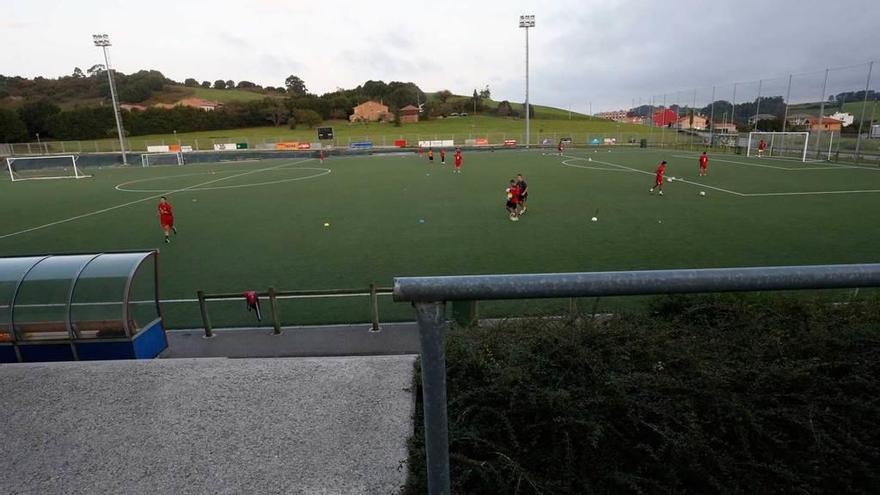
(196, 284), (392, 337)
(392, 263), (880, 495)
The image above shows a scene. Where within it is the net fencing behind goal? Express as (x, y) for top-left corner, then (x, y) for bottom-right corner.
(141, 152), (184, 167)
(746, 132), (810, 162)
(5, 155), (89, 181)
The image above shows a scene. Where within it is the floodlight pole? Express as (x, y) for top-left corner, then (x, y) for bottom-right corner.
(93, 34), (127, 165)
(519, 15), (535, 148)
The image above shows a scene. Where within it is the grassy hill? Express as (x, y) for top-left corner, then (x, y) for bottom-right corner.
(787, 100), (880, 119)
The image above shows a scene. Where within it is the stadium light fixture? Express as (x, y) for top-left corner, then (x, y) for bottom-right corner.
(92, 33), (128, 164)
(519, 15), (535, 148)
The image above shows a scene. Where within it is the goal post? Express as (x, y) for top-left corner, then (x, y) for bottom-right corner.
(141, 152), (184, 167)
(746, 132), (810, 162)
(5, 155), (90, 182)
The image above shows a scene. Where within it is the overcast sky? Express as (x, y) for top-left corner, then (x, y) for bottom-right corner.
(2, 0), (878, 112)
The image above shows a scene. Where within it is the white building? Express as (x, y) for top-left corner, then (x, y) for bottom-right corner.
(828, 112), (854, 127)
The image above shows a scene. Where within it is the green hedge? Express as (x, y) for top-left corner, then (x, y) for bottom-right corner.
(405, 295), (880, 494)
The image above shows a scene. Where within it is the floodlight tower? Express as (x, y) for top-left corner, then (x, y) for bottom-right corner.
(519, 15), (535, 148)
(92, 34), (128, 165)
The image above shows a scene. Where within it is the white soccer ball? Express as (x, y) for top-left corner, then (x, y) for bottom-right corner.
(700, 191), (706, 196)
(591, 217), (598, 222)
(323, 222), (330, 227)
(588, 157), (592, 162)
(666, 177), (673, 182)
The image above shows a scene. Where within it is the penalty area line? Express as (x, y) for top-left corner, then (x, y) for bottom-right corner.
(0, 158), (313, 240)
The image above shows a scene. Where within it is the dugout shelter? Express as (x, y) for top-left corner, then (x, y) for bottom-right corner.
(0, 251), (166, 363)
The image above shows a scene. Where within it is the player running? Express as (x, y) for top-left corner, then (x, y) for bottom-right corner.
(427, 148), (434, 163)
(157, 197), (177, 243)
(440, 149), (446, 164)
(757, 139), (766, 158)
(505, 179), (520, 221)
(557, 139), (565, 155)
(453, 148), (462, 173)
(516, 174), (528, 215)
(319, 149), (325, 163)
(698, 151), (708, 176)
(649, 161), (668, 196)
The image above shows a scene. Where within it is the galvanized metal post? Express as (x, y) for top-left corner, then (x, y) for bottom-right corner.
(268, 287), (281, 335)
(415, 301), (451, 495)
(197, 290), (213, 338)
(854, 61), (873, 162)
(815, 69), (829, 157)
(370, 283), (381, 332)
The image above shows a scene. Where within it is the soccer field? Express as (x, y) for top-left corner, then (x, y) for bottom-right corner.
(3, 148), (880, 328)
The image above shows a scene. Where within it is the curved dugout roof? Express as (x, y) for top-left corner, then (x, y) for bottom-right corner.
(0, 251), (159, 343)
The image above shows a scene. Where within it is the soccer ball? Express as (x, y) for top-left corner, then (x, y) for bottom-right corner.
(323, 222), (330, 227)
(588, 157), (592, 162)
(699, 191), (706, 196)
(591, 217), (598, 222)
(666, 177), (673, 182)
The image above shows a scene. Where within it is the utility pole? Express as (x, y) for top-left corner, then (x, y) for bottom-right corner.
(519, 15), (535, 148)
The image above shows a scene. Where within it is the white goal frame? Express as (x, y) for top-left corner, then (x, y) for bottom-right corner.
(141, 152), (184, 167)
(6, 154), (90, 182)
(746, 132), (810, 162)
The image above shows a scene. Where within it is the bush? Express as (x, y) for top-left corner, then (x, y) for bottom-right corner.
(405, 295), (880, 494)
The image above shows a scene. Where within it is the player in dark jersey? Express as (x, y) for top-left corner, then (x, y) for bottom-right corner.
(157, 196), (177, 243)
(516, 174), (528, 215)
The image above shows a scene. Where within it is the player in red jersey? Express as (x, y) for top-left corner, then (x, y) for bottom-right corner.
(557, 139), (565, 155)
(649, 161), (667, 196)
(427, 148), (434, 162)
(698, 151), (709, 176)
(319, 150), (325, 163)
(157, 196), (177, 243)
(440, 149), (446, 164)
(453, 148), (462, 173)
(505, 179), (520, 221)
(757, 139), (766, 158)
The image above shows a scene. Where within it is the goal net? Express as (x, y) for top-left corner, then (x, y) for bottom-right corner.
(141, 152), (184, 167)
(746, 132), (810, 162)
(6, 155), (90, 181)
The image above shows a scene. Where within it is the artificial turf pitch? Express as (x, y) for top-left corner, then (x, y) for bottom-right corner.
(3, 148), (880, 328)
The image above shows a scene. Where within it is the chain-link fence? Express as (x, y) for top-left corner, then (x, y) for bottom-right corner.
(624, 60), (879, 164)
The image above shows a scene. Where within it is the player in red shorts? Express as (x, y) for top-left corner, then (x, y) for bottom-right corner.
(319, 150), (325, 163)
(157, 196), (177, 243)
(757, 139), (766, 158)
(453, 148), (462, 173)
(505, 179), (520, 221)
(649, 161), (667, 196)
(698, 151), (708, 176)
(440, 149), (446, 164)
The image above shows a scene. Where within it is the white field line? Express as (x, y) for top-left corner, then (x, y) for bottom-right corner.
(672, 152), (878, 171)
(0, 159), (313, 240)
(561, 157), (634, 172)
(743, 189), (880, 197)
(562, 153), (747, 197)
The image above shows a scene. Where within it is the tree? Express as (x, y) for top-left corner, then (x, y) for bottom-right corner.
(72, 67), (85, 78)
(471, 89), (483, 114)
(264, 98), (289, 126)
(293, 109), (321, 128)
(87, 64), (105, 77)
(213, 80), (226, 89)
(237, 81), (258, 89)
(184, 78), (199, 87)
(201, 81), (211, 88)
(0, 108), (28, 142)
(225, 80), (235, 89)
(497, 100), (513, 117)
(18, 99), (61, 137)
(436, 90), (453, 103)
(479, 85), (491, 99)
(285, 75), (308, 96)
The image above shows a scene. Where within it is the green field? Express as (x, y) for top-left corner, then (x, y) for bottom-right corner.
(4, 148), (880, 328)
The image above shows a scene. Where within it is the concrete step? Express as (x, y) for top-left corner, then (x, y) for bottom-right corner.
(0, 355), (416, 494)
